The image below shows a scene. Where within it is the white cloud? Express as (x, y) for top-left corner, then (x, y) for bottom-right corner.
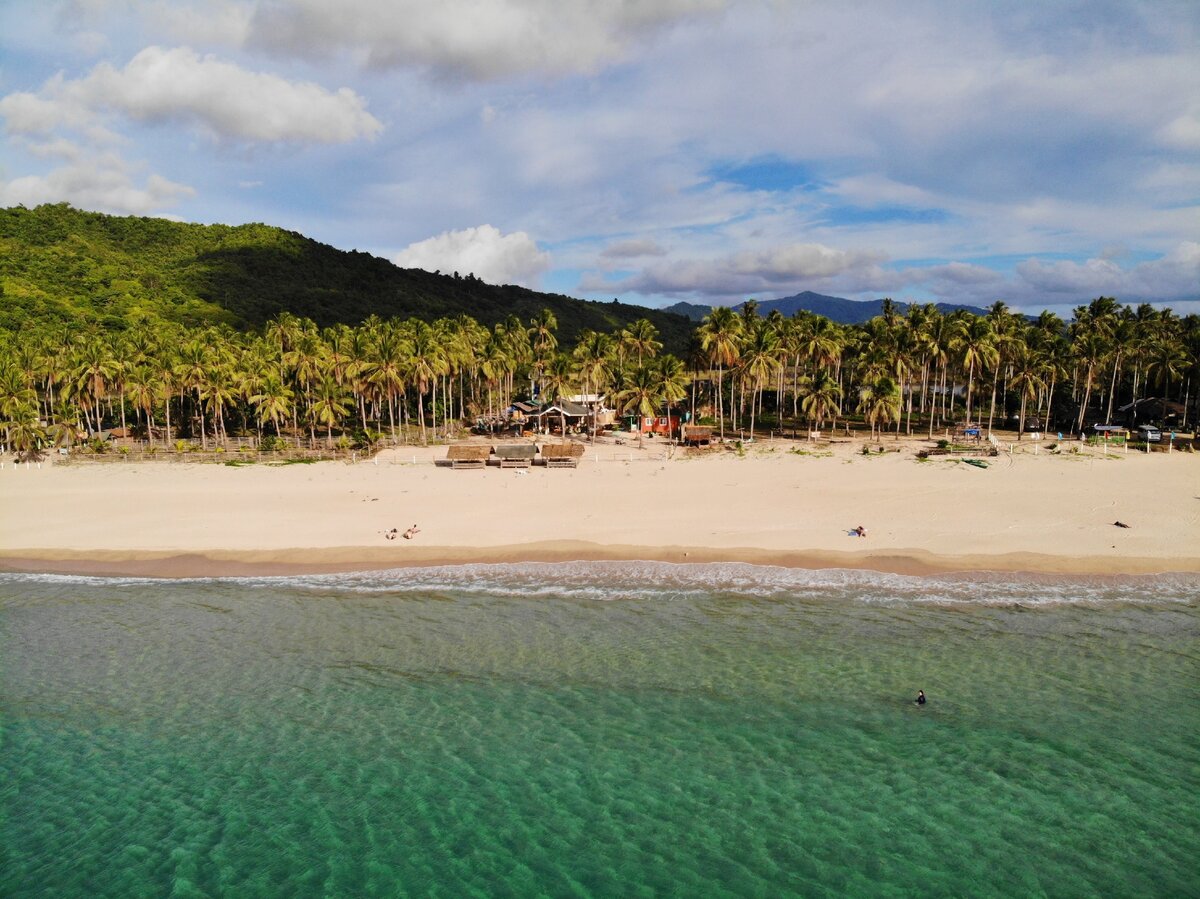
(246, 0), (726, 78)
(589, 241), (888, 300)
(1, 46), (382, 143)
(1016, 243), (1200, 302)
(600, 238), (667, 259)
(393, 225), (551, 286)
(142, 0), (254, 46)
(0, 149), (194, 215)
(1159, 106), (1200, 151)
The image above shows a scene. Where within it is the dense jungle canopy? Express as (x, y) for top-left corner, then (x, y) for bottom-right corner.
(1, 204), (1197, 459)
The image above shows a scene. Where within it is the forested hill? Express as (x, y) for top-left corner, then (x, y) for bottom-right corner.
(0, 204), (693, 348)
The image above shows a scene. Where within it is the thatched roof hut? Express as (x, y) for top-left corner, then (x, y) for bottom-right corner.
(681, 425), (713, 446)
(540, 442), (585, 467)
(445, 444), (492, 468)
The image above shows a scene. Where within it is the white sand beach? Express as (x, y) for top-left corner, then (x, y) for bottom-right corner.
(2, 437), (1198, 577)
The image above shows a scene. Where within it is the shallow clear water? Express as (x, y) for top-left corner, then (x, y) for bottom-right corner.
(2, 563), (1198, 897)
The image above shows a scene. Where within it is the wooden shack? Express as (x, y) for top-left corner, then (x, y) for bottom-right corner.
(540, 442), (585, 468)
(494, 443), (537, 468)
(445, 444), (492, 469)
(681, 425), (713, 446)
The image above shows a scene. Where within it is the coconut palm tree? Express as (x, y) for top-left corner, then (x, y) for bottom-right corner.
(800, 370), (842, 436)
(698, 307), (743, 440)
(406, 320), (445, 445)
(250, 374), (295, 437)
(1071, 328), (1110, 434)
(541, 353), (577, 437)
(364, 327), (409, 441)
(72, 336), (119, 434)
(651, 355), (689, 440)
(1008, 342), (1048, 437)
(950, 316), (998, 426)
(4, 400), (47, 461)
(309, 375), (351, 447)
(573, 330), (615, 439)
(739, 319), (781, 439)
(857, 376), (902, 441)
(613, 364), (663, 448)
(620, 319), (662, 369)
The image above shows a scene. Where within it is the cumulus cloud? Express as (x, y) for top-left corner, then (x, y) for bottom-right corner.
(393, 225), (551, 286)
(0, 46), (381, 143)
(1016, 243), (1200, 302)
(246, 0), (726, 78)
(0, 150), (194, 215)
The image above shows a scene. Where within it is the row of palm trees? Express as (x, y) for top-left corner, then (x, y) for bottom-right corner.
(1, 298), (1196, 459)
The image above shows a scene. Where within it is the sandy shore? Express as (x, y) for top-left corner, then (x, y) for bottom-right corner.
(2, 437), (1198, 578)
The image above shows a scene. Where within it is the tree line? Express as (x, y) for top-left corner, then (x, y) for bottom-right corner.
(1, 296), (1196, 460)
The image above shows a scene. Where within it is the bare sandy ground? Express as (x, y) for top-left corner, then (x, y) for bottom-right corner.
(2, 436), (1198, 577)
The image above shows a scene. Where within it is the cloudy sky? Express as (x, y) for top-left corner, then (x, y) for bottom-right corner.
(1, 0), (1197, 316)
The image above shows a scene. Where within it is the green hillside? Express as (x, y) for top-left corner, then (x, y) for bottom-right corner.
(0, 204), (692, 348)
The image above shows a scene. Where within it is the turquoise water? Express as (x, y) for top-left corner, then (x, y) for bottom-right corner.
(2, 563), (1198, 898)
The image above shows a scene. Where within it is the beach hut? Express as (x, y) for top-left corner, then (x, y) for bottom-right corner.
(540, 442), (585, 468)
(445, 444), (492, 469)
(681, 425), (713, 446)
(531, 399), (590, 435)
(569, 394), (616, 430)
(493, 443), (537, 468)
(626, 411), (682, 438)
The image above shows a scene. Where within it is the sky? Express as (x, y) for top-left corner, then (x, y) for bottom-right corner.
(1, 0), (1198, 317)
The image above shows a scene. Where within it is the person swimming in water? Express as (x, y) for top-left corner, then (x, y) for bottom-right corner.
(916, 690), (926, 705)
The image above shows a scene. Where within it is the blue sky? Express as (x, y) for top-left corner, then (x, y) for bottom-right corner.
(1, 0), (1197, 316)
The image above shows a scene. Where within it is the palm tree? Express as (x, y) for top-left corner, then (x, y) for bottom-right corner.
(739, 319), (781, 440)
(651, 355), (689, 440)
(950, 316), (998, 426)
(541, 353), (577, 437)
(365, 326), (409, 442)
(72, 336), (119, 434)
(573, 330), (614, 439)
(174, 337), (213, 448)
(1071, 329), (1110, 434)
(309, 375), (351, 447)
(613, 364), (663, 448)
(1008, 342), (1047, 438)
(4, 400), (48, 462)
(406, 321), (445, 444)
(250, 374), (295, 437)
(857, 376), (902, 441)
(800, 370), (842, 437)
(620, 319), (662, 368)
(697, 307), (742, 440)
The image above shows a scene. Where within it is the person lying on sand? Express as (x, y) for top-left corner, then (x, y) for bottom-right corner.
(852, 525), (867, 537)
(403, 524), (420, 540)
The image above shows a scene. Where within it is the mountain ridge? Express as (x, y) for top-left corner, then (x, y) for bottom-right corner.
(662, 291), (992, 324)
(0, 204), (695, 350)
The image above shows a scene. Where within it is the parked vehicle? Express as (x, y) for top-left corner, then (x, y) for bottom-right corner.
(1137, 425), (1162, 443)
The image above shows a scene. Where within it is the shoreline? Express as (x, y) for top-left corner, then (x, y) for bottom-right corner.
(4, 438), (1198, 581)
(3, 542), (1199, 579)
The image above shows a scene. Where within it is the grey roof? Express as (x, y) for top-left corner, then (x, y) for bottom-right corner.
(534, 399), (589, 417)
(494, 443), (537, 459)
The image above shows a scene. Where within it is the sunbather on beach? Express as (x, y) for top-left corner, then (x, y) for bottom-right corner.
(403, 524), (420, 540)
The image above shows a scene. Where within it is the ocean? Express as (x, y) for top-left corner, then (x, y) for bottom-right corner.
(1, 563), (1197, 898)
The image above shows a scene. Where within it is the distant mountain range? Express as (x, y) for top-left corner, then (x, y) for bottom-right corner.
(661, 291), (991, 324)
